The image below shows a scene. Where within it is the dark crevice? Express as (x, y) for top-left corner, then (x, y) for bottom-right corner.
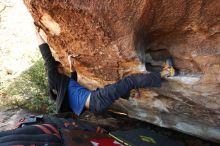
(145, 63), (162, 72)
(145, 49), (172, 72)
(146, 49), (171, 61)
(137, 47), (173, 72)
(135, 30), (173, 72)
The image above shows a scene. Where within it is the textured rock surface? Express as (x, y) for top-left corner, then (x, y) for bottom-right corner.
(23, 0), (220, 142)
(0, 109), (35, 131)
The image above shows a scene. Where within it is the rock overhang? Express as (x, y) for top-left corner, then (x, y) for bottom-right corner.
(23, 0), (220, 142)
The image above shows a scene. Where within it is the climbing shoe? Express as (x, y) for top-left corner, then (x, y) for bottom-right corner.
(160, 57), (176, 78)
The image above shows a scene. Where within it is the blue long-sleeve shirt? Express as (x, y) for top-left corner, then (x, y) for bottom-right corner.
(68, 79), (91, 116)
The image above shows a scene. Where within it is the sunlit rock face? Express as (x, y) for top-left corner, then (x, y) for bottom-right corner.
(24, 0), (220, 142)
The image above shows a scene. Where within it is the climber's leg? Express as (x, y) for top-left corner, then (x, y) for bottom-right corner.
(89, 72), (161, 114)
(89, 57), (176, 114)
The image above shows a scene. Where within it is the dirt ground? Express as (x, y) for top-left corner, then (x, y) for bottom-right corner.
(0, 0), (39, 86)
(0, 0), (39, 130)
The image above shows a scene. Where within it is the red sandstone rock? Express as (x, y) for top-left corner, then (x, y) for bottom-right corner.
(23, 0), (220, 142)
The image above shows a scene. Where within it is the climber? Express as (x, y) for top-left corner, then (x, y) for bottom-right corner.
(36, 28), (176, 116)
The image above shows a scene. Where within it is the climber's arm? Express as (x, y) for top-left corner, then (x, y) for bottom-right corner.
(36, 28), (57, 72)
(36, 28), (63, 88)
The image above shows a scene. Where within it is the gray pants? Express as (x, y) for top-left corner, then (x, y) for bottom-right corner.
(89, 72), (161, 114)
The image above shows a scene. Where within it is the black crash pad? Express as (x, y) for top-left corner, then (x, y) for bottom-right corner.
(110, 128), (185, 146)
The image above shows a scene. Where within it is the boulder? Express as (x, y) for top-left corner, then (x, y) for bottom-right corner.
(23, 0), (220, 142)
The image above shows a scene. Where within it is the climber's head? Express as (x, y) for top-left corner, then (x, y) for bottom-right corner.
(55, 61), (65, 74)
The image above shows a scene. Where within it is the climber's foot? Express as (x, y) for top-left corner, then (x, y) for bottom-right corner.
(160, 57), (176, 78)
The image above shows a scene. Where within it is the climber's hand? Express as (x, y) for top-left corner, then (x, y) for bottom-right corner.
(34, 23), (47, 45)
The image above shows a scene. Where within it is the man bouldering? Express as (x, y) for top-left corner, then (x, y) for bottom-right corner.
(36, 28), (176, 116)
